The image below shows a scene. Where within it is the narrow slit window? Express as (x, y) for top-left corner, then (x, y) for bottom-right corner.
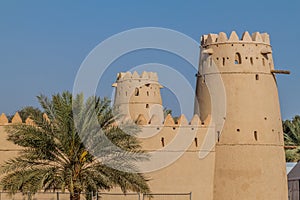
(255, 74), (259, 80)
(194, 137), (198, 147)
(254, 131), (258, 141)
(235, 53), (242, 64)
(222, 57), (225, 66)
(135, 88), (139, 96)
(262, 58), (265, 66)
(250, 57), (253, 65)
(161, 137), (165, 147)
(146, 104), (149, 108)
(147, 91), (149, 96)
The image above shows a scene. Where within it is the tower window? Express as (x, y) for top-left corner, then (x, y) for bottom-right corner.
(146, 104), (149, 108)
(222, 57), (225, 66)
(135, 88), (139, 96)
(194, 137), (198, 147)
(254, 131), (258, 141)
(250, 57), (253, 65)
(255, 74), (259, 80)
(125, 91), (127, 96)
(234, 52), (242, 64)
(147, 91), (149, 96)
(262, 58), (265, 66)
(161, 137), (165, 147)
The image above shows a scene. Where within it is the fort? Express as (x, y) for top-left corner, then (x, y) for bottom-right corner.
(0, 31), (288, 199)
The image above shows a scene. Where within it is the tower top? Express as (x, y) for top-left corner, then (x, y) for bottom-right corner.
(201, 31), (270, 47)
(115, 71), (159, 82)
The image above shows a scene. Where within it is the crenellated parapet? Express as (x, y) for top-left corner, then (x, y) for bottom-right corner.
(199, 31), (274, 74)
(201, 31), (270, 46)
(133, 113), (207, 127)
(0, 112), (50, 126)
(114, 71), (159, 83)
(134, 113), (213, 151)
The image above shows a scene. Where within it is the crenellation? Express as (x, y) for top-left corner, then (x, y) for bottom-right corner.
(200, 31), (275, 75)
(217, 32), (227, 42)
(0, 113), (8, 125)
(136, 114), (147, 125)
(163, 114), (175, 126)
(0, 112), (50, 126)
(252, 32), (263, 42)
(115, 71), (159, 83)
(11, 112), (22, 124)
(132, 71), (140, 79)
(25, 117), (34, 125)
(228, 31), (239, 42)
(202, 31), (271, 46)
(149, 114), (162, 125)
(206, 33), (218, 44)
(261, 32), (270, 44)
(241, 31), (252, 41)
(177, 114), (188, 125)
(190, 114), (201, 126)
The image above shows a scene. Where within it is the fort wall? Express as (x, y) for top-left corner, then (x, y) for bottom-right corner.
(0, 31), (288, 200)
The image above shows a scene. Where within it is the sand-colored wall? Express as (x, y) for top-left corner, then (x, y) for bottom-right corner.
(196, 31), (288, 200)
(0, 120), (23, 165)
(113, 71), (164, 122)
(137, 116), (215, 200)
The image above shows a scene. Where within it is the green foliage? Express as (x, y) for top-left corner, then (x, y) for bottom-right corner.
(0, 91), (150, 200)
(283, 115), (300, 162)
(18, 106), (43, 122)
(163, 108), (172, 119)
(163, 108), (179, 123)
(5, 106), (42, 123)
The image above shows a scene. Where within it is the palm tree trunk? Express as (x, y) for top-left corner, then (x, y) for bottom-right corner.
(70, 190), (81, 200)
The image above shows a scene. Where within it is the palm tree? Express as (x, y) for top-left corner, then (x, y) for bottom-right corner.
(283, 115), (300, 162)
(0, 91), (150, 200)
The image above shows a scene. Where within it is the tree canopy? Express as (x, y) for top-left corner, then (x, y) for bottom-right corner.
(0, 91), (150, 200)
(283, 115), (300, 162)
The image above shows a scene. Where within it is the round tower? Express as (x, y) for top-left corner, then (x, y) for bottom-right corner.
(195, 31), (288, 200)
(113, 71), (164, 123)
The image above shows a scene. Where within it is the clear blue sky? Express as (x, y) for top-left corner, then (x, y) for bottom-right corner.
(0, 0), (299, 120)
